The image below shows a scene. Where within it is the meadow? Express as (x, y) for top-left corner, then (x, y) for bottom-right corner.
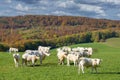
(0, 38), (120, 80)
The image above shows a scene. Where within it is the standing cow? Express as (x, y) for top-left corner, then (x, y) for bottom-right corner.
(78, 57), (102, 74)
(13, 53), (20, 67)
(22, 46), (50, 66)
(9, 47), (18, 53)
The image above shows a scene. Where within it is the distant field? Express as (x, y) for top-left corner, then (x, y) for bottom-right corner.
(0, 39), (120, 80)
(103, 38), (120, 48)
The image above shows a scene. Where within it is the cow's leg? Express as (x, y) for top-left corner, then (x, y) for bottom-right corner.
(78, 62), (84, 74)
(14, 59), (16, 67)
(62, 58), (65, 65)
(39, 56), (42, 65)
(81, 64), (84, 73)
(67, 59), (70, 66)
(58, 59), (61, 65)
(74, 60), (76, 66)
(62, 60), (64, 65)
(25, 60), (27, 66)
(95, 67), (97, 73)
(22, 59), (24, 66)
(32, 59), (35, 67)
(91, 67), (94, 73)
(16, 62), (19, 67)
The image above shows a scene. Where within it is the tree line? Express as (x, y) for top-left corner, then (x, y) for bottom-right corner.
(0, 15), (120, 29)
(0, 29), (119, 51)
(0, 15), (120, 51)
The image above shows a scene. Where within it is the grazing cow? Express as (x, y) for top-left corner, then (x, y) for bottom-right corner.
(78, 57), (102, 74)
(22, 52), (29, 66)
(72, 47), (93, 57)
(22, 54), (39, 66)
(13, 53), (20, 67)
(9, 47), (18, 53)
(57, 48), (67, 65)
(34, 50), (50, 64)
(38, 46), (51, 64)
(22, 48), (50, 65)
(25, 50), (39, 56)
(61, 46), (71, 52)
(66, 52), (80, 66)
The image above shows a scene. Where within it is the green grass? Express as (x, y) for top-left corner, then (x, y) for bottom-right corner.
(103, 38), (120, 49)
(0, 39), (120, 80)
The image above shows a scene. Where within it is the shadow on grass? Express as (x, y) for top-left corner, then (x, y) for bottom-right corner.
(42, 63), (58, 66)
(28, 63), (57, 67)
(92, 72), (120, 74)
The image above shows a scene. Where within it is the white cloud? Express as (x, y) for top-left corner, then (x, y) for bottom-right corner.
(78, 4), (106, 16)
(5, 10), (11, 13)
(5, 0), (11, 3)
(52, 11), (72, 15)
(117, 14), (120, 17)
(58, 2), (67, 8)
(15, 4), (29, 11)
(100, 0), (120, 4)
(31, 6), (46, 10)
(57, 0), (76, 8)
(39, 0), (48, 5)
(0, 10), (14, 16)
(16, 11), (26, 15)
(57, 1), (106, 16)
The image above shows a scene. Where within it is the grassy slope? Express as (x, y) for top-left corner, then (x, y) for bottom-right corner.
(103, 38), (120, 49)
(0, 39), (120, 80)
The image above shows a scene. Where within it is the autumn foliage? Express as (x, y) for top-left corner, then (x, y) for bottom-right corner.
(0, 15), (120, 51)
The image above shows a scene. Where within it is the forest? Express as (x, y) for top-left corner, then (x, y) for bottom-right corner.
(0, 15), (120, 51)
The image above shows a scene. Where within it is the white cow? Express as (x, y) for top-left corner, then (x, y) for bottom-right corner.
(22, 49), (50, 65)
(13, 53), (20, 67)
(38, 46), (50, 53)
(61, 46), (71, 52)
(22, 54), (39, 66)
(9, 47), (18, 53)
(57, 48), (67, 65)
(38, 46), (51, 64)
(73, 47), (93, 57)
(78, 57), (102, 74)
(25, 50), (39, 56)
(87, 47), (93, 57)
(66, 52), (80, 66)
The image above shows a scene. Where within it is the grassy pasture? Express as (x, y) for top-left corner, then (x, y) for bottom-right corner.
(104, 38), (120, 49)
(0, 38), (120, 80)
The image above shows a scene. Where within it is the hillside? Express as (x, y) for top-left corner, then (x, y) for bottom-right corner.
(0, 15), (120, 51)
(0, 15), (120, 29)
(0, 42), (120, 80)
(103, 38), (120, 48)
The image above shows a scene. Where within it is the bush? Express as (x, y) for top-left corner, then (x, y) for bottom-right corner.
(0, 43), (9, 51)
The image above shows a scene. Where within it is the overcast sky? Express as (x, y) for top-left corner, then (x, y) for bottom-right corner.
(0, 0), (120, 20)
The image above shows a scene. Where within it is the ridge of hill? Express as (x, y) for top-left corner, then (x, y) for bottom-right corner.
(0, 15), (120, 29)
(0, 15), (120, 51)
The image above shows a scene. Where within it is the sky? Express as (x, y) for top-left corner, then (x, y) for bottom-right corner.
(0, 0), (120, 20)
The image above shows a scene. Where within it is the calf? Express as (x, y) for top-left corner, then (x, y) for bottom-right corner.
(57, 48), (67, 65)
(22, 53), (39, 66)
(13, 53), (20, 67)
(66, 52), (80, 66)
(27, 55), (39, 66)
(78, 57), (102, 74)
